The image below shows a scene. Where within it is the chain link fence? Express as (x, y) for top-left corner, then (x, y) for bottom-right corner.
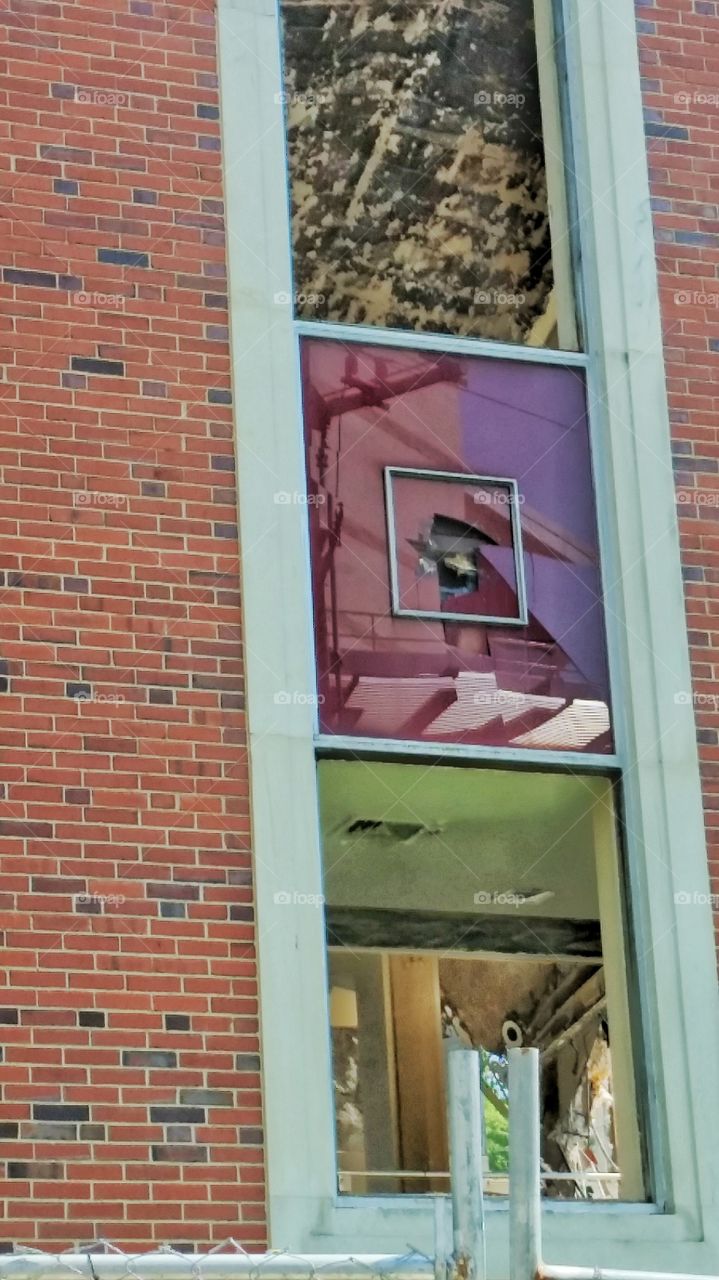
(0, 1243), (438, 1280)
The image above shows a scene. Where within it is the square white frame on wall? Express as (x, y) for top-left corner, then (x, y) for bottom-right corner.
(383, 467), (529, 627)
(216, 0), (719, 1273)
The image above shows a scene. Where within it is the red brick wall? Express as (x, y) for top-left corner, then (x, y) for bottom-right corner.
(639, 0), (719, 906)
(0, 0), (717, 1256)
(0, 0), (264, 1250)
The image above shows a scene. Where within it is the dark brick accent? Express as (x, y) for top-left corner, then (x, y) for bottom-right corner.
(236, 1053), (260, 1071)
(229, 905), (254, 923)
(160, 902), (186, 919)
(66, 682), (92, 700)
(98, 248), (150, 267)
(149, 687), (174, 705)
(8, 1162), (64, 1179)
(65, 788), (91, 805)
(3, 268), (59, 288)
(166, 1125), (193, 1143)
(645, 121), (689, 141)
(164, 1013), (190, 1031)
(240, 1127), (264, 1145)
(0, 1123), (18, 1138)
(220, 692), (244, 711)
(133, 188), (158, 204)
(0, 1009), (18, 1025)
(23, 1122), (77, 1141)
(78, 1010), (105, 1028)
(150, 1107), (205, 1124)
(54, 178), (79, 196)
(75, 896), (102, 914)
(70, 356), (125, 376)
(211, 455), (235, 472)
(51, 82), (76, 99)
(178, 1088), (231, 1107)
(122, 1050), (177, 1068)
(197, 104), (220, 119)
(1, 822), (53, 838)
(206, 324), (228, 341)
(79, 1123), (106, 1140)
(33, 1104), (89, 1122)
(675, 230), (717, 247)
(41, 145), (92, 164)
(207, 388), (232, 405)
(191, 674), (240, 692)
(213, 523), (237, 539)
(22, 1009), (76, 1027)
(151, 1145), (208, 1162)
(146, 883), (199, 902)
(63, 576), (90, 593)
(204, 293), (227, 308)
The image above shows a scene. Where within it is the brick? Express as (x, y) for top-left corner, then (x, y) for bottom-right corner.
(3, 268), (59, 288)
(1, 822), (53, 838)
(23, 1122), (77, 1141)
(164, 1014), (190, 1031)
(65, 788), (91, 805)
(149, 1107), (205, 1124)
(79, 1124), (106, 1140)
(178, 1089), (232, 1107)
(122, 1050), (177, 1069)
(97, 249), (150, 268)
(70, 357), (125, 377)
(78, 1011), (105, 1028)
(151, 1145), (208, 1163)
(33, 1105), (90, 1122)
(8, 1163), (64, 1180)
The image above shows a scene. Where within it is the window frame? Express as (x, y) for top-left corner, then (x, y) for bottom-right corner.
(217, 0), (719, 1269)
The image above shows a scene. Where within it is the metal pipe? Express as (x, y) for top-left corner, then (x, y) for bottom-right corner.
(509, 1047), (542, 1280)
(447, 1046), (486, 1280)
(0, 1257), (436, 1280)
(541, 1267), (719, 1280)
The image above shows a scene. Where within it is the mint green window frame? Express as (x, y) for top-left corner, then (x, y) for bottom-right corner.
(217, 0), (719, 1271)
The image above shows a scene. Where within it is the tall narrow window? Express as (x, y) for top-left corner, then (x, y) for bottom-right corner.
(271, 0), (647, 1208)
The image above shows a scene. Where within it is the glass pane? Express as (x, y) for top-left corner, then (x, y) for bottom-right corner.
(303, 338), (612, 754)
(319, 760), (645, 1201)
(279, 0), (577, 347)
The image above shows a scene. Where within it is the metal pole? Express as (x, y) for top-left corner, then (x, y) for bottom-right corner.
(0, 1258), (436, 1280)
(509, 1047), (542, 1280)
(447, 1046), (486, 1280)
(541, 1268), (719, 1280)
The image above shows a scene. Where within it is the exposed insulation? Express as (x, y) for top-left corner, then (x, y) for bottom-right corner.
(281, 0), (556, 341)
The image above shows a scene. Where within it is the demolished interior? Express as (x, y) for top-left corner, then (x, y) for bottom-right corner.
(319, 760), (645, 1200)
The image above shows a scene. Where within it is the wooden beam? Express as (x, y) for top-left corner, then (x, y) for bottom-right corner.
(326, 906), (602, 960)
(389, 954), (448, 1191)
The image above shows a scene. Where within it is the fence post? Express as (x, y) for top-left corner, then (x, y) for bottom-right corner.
(447, 1046), (486, 1280)
(509, 1048), (542, 1280)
